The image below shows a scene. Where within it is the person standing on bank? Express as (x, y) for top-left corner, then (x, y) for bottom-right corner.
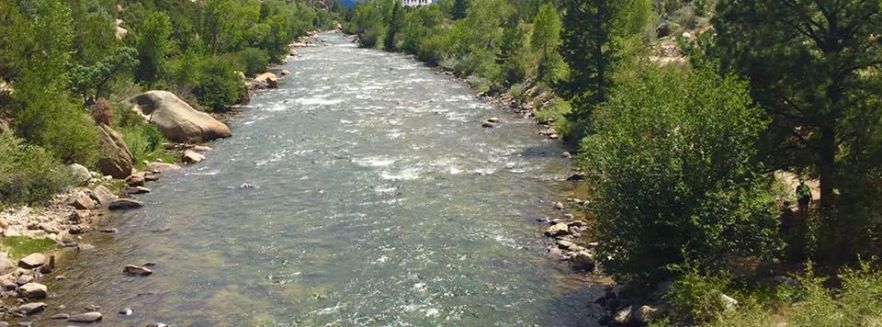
(796, 179), (812, 217)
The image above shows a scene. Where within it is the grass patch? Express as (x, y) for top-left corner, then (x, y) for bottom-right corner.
(0, 237), (56, 260)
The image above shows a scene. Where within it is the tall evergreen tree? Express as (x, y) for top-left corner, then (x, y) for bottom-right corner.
(531, 3), (562, 84)
(559, 0), (621, 121)
(384, 2), (403, 50)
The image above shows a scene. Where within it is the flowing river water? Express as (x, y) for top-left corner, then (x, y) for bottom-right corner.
(44, 32), (603, 326)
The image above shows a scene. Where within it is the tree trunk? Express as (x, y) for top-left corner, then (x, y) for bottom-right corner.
(818, 125), (836, 208)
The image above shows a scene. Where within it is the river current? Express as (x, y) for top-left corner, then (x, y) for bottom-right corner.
(45, 32), (603, 326)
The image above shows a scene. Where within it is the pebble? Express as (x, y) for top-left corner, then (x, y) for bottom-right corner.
(552, 202), (564, 210)
(84, 304), (100, 311)
(99, 228), (118, 233)
(68, 311), (102, 323)
(119, 307), (133, 315)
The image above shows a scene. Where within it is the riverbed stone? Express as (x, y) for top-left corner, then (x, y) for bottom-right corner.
(18, 254), (46, 269)
(16, 302), (46, 315)
(126, 174), (145, 187)
(481, 121), (496, 128)
(68, 311), (102, 323)
(109, 199), (144, 210)
(571, 251), (596, 272)
(126, 186), (151, 194)
(91, 185), (117, 207)
(182, 150), (205, 164)
(132, 91), (232, 143)
(69, 164), (91, 184)
(15, 274), (33, 285)
(123, 265), (152, 276)
(545, 223), (570, 237)
(252, 72), (278, 89)
(146, 162), (181, 173)
(634, 305), (662, 324)
(19, 283), (47, 299)
(68, 192), (95, 210)
(50, 313), (69, 319)
(552, 202), (564, 210)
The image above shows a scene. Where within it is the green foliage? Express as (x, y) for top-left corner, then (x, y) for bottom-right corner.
(121, 123), (170, 168)
(580, 65), (780, 281)
(192, 57), (244, 112)
(0, 131), (74, 205)
(498, 19), (530, 84)
(384, 2), (404, 50)
(531, 3), (564, 85)
(665, 264), (734, 324)
(236, 48), (271, 77)
(451, 0), (468, 19)
(134, 11), (172, 86)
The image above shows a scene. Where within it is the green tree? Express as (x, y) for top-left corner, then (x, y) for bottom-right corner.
(715, 0), (882, 209)
(581, 66), (779, 281)
(384, 2), (403, 50)
(531, 3), (563, 84)
(134, 11), (172, 86)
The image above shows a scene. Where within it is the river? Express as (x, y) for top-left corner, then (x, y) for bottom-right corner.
(44, 32), (603, 326)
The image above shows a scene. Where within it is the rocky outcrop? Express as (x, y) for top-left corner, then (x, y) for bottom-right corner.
(96, 124), (134, 179)
(131, 91), (232, 143)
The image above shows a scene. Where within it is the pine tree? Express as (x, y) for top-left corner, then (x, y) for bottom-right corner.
(559, 0), (621, 121)
(384, 2), (403, 50)
(531, 3), (562, 84)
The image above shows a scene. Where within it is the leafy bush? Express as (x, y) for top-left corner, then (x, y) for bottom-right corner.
(0, 131), (74, 205)
(121, 124), (171, 167)
(192, 57), (244, 112)
(664, 265), (734, 324)
(236, 47), (271, 77)
(581, 65), (780, 282)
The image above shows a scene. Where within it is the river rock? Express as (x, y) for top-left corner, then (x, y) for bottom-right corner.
(126, 174), (145, 187)
(552, 202), (564, 210)
(97, 124), (134, 179)
(561, 152), (572, 159)
(119, 307), (133, 315)
(123, 265), (152, 276)
(132, 91), (232, 143)
(19, 283), (47, 299)
(545, 223), (570, 237)
(18, 254), (46, 269)
(15, 302), (46, 315)
(481, 121), (496, 128)
(146, 162), (182, 173)
(556, 239), (578, 251)
(634, 305), (662, 324)
(280, 69), (291, 76)
(16, 274), (33, 285)
(546, 246), (566, 260)
(50, 313), (69, 319)
(68, 312), (102, 323)
(0, 254), (15, 275)
(68, 192), (95, 210)
(69, 164), (92, 184)
(486, 117), (500, 123)
(182, 150), (205, 164)
(571, 251), (596, 272)
(252, 72), (279, 89)
(720, 293), (738, 311)
(91, 185), (118, 207)
(109, 199), (143, 210)
(126, 186), (151, 194)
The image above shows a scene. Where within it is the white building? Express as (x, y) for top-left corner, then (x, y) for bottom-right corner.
(403, 0), (433, 7)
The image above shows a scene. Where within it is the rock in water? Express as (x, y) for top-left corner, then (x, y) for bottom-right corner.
(252, 72), (279, 89)
(131, 91), (232, 143)
(18, 253), (46, 269)
(96, 124), (134, 179)
(50, 313), (69, 320)
(126, 186), (151, 194)
(570, 252), (596, 272)
(69, 164), (92, 184)
(109, 199), (144, 210)
(68, 312), (102, 323)
(15, 302), (46, 316)
(182, 150), (205, 164)
(146, 162), (182, 173)
(123, 265), (153, 276)
(19, 283), (47, 299)
(545, 223), (570, 237)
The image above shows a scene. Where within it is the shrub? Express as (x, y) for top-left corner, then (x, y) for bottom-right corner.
(665, 265), (734, 324)
(13, 90), (100, 165)
(581, 65), (780, 282)
(236, 47), (271, 77)
(0, 131), (74, 205)
(192, 57), (244, 112)
(121, 123), (170, 167)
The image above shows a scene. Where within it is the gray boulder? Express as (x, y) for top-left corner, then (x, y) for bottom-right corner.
(131, 91), (232, 143)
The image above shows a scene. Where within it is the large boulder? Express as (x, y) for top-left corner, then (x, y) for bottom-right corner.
(91, 185), (118, 207)
(96, 124), (133, 179)
(131, 91), (232, 143)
